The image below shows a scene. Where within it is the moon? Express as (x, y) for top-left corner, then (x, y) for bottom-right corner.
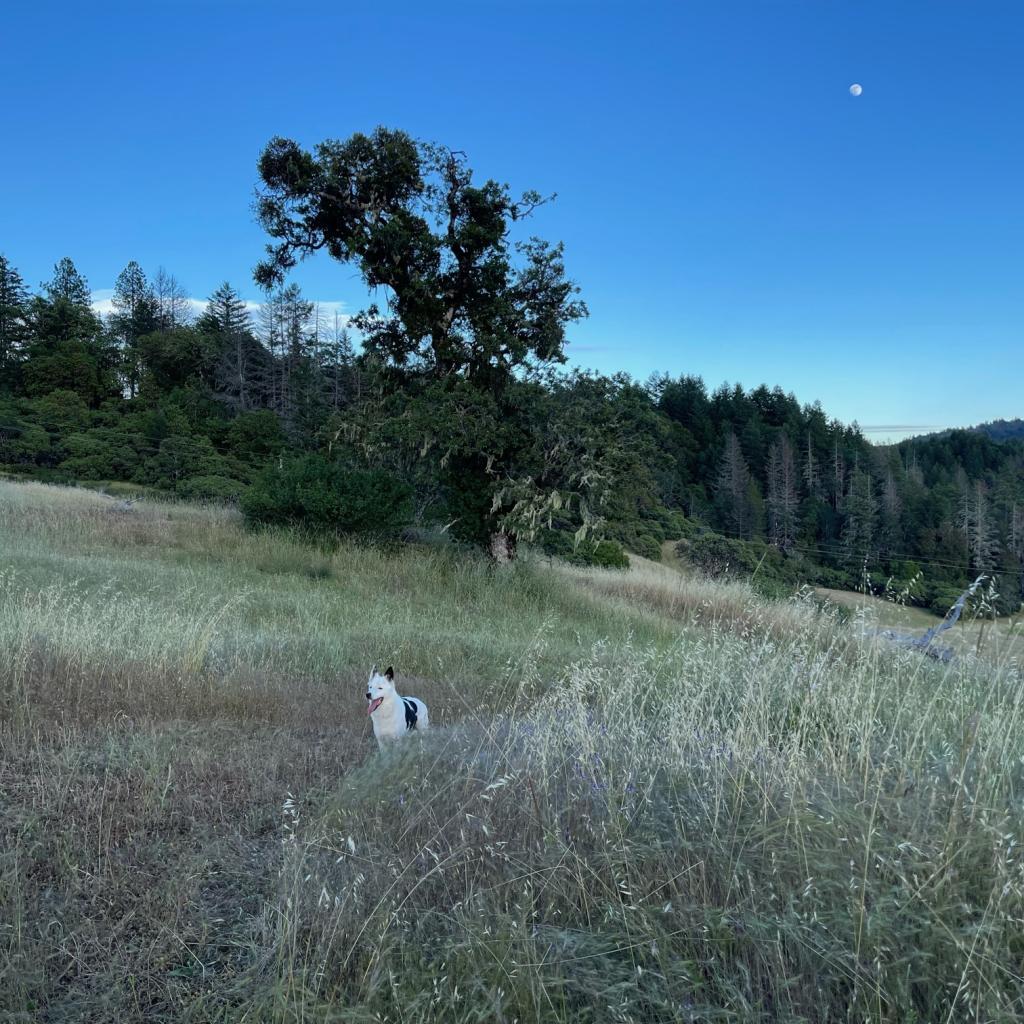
(849, 83), (863, 96)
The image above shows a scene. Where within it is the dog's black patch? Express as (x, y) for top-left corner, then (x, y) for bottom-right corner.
(402, 698), (419, 731)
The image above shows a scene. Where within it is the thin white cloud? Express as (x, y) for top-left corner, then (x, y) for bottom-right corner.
(88, 289), (116, 316)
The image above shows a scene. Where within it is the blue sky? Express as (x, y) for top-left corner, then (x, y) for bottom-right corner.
(2, 1), (1021, 440)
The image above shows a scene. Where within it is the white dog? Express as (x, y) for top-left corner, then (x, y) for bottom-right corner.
(366, 665), (428, 747)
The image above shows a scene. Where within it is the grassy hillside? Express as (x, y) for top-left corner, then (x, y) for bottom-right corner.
(2, 480), (1024, 1022)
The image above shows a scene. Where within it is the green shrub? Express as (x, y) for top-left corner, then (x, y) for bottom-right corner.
(536, 528), (576, 560)
(241, 455), (412, 540)
(536, 529), (629, 569)
(921, 581), (969, 618)
(897, 560), (923, 580)
(655, 506), (692, 539)
(176, 474), (247, 502)
(30, 389), (91, 433)
(676, 515), (707, 541)
(58, 430), (144, 481)
(225, 409), (287, 459)
(684, 531), (822, 597)
(139, 434), (227, 488)
(750, 575), (792, 600)
(0, 423), (51, 465)
(814, 566), (856, 591)
(627, 531), (662, 561)
(638, 516), (666, 544)
(687, 533), (761, 579)
(590, 539), (630, 569)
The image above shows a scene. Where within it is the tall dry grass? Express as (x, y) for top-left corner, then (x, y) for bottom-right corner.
(264, 631), (1024, 1022)
(2, 479), (1022, 1022)
(0, 482), (679, 739)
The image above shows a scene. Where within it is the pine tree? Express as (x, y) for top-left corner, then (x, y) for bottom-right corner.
(907, 447), (924, 487)
(200, 282), (252, 341)
(955, 470), (972, 547)
(954, 476), (999, 573)
(716, 431), (757, 539)
(879, 469), (903, 560)
(1010, 502), (1024, 604)
(257, 293), (282, 413)
(968, 481), (999, 573)
(841, 468), (878, 571)
(278, 284), (313, 361)
(831, 437), (845, 510)
(326, 315), (358, 411)
(954, 477), (995, 573)
(767, 433), (799, 552)
(110, 261), (158, 397)
(257, 284), (319, 429)
(201, 283), (260, 410)
(0, 254), (31, 382)
(26, 258), (111, 403)
(1011, 503), (1024, 562)
(44, 257), (91, 306)
(803, 431), (820, 497)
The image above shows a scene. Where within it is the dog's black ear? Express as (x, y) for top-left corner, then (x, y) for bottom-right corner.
(384, 666), (394, 681)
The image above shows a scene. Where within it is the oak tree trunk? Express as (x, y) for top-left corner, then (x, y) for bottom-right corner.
(489, 530), (516, 566)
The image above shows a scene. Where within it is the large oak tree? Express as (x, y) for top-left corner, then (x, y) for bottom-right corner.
(254, 127), (587, 557)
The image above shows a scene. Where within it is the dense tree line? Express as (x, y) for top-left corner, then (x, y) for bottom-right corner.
(1, 128), (1021, 612)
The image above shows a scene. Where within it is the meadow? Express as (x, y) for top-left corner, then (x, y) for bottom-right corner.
(2, 479), (1023, 1022)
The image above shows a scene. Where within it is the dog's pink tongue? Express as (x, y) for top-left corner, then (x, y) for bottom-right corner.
(368, 697), (384, 716)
